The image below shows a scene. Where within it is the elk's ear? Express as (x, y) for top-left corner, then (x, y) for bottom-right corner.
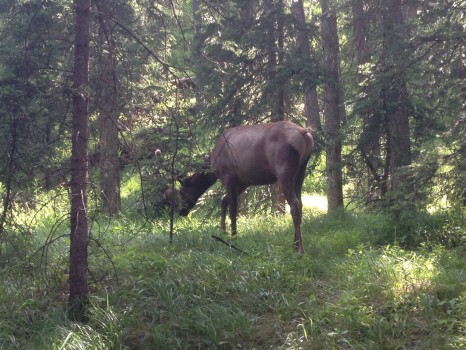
(199, 154), (211, 173)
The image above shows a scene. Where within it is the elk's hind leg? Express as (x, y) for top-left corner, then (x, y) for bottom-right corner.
(295, 156), (310, 213)
(220, 195), (229, 233)
(282, 181), (304, 254)
(276, 150), (304, 254)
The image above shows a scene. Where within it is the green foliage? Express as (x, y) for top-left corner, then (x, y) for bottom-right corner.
(1, 195), (464, 349)
(0, 0), (465, 346)
(0, 0), (75, 233)
(342, 0), (466, 210)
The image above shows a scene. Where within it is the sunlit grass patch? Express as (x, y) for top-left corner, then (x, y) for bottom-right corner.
(120, 172), (141, 199)
(316, 244), (466, 349)
(339, 246), (444, 302)
(302, 194), (328, 213)
(1, 195), (465, 349)
(387, 251), (438, 297)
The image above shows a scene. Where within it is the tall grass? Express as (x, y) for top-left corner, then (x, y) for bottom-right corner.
(0, 193), (464, 349)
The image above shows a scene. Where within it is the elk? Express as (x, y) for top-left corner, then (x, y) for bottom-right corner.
(179, 121), (314, 253)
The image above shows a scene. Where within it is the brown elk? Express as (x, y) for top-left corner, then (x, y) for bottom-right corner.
(179, 121), (314, 253)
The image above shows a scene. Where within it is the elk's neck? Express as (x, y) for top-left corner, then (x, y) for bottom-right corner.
(197, 172), (218, 197)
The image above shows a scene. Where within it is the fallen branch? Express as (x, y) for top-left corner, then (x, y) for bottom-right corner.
(211, 235), (248, 255)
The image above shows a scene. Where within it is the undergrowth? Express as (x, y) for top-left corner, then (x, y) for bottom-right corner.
(0, 197), (465, 349)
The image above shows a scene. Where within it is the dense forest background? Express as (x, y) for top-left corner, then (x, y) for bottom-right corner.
(1, 0), (465, 219)
(0, 0), (465, 348)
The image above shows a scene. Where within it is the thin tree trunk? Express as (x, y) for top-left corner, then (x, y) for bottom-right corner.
(96, 0), (121, 215)
(99, 109), (120, 215)
(291, 0), (321, 131)
(68, 0), (90, 322)
(321, 0), (344, 212)
(192, 0), (204, 113)
(274, 0), (285, 120)
(454, 64), (466, 206)
(0, 119), (17, 236)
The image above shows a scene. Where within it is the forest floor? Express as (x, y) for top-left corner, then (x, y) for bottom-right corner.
(0, 195), (465, 349)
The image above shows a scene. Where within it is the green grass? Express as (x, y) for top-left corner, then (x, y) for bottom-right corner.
(0, 200), (465, 349)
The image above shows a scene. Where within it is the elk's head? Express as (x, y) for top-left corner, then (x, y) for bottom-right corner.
(178, 172), (217, 216)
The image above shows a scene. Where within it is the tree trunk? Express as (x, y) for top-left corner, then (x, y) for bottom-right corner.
(99, 110), (120, 215)
(0, 119), (17, 236)
(96, 0), (121, 215)
(403, 0), (418, 20)
(382, 0), (412, 194)
(265, 0), (286, 213)
(68, 0), (90, 322)
(291, 0), (321, 131)
(274, 0), (285, 121)
(352, 0), (383, 203)
(352, 0), (369, 65)
(321, 0), (344, 212)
